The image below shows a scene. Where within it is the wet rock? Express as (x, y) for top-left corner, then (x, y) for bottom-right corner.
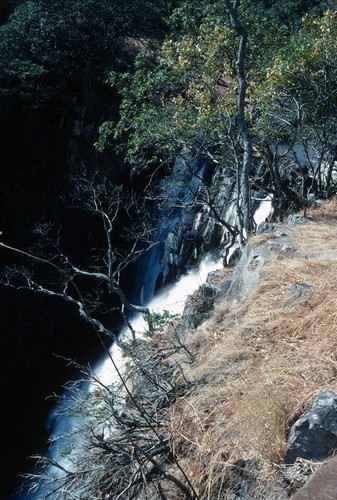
(285, 391), (337, 464)
(160, 208), (202, 281)
(199, 283), (218, 299)
(159, 158), (239, 281)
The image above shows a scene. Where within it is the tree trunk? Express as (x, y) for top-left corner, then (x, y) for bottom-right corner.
(225, 0), (253, 238)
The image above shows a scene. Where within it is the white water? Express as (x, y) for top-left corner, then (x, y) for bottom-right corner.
(38, 253), (223, 493)
(254, 195), (272, 227)
(91, 254), (224, 388)
(37, 197), (272, 495)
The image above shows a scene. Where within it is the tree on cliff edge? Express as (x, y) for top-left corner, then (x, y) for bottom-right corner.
(98, 0), (336, 244)
(225, 0), (253, 238)
(96, 0), (282, 244)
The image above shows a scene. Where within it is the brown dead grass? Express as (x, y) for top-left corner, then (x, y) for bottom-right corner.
(169, 199), (337, 498)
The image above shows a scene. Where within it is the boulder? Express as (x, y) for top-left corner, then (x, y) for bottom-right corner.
(285, 391), (337, 464)
(283, 282), (312, 307)
(290, 456), (337, 500)
(288, 214), (314, 226)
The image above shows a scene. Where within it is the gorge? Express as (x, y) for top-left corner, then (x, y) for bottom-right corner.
(1, 0), (337, 498)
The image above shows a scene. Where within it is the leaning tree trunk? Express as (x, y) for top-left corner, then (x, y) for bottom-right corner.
(225, 0), (253, 238)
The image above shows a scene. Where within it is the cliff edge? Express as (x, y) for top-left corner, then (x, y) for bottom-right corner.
(165, 199), (337, 498)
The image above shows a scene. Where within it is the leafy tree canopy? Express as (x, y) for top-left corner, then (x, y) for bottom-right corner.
(96, 0), (288, 172)
(266, 10), (337, 101)
(0, 0), (170, 106)
(252, 0), (330, 27)
(254, 8), (337, 195)
(256, 10), (337, 142)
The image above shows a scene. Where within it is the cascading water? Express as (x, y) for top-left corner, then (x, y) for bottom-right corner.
(23, 155), (272, 497)
(19, 157), (213, 497)
(94, 254), (225, 387)
(26, 253), (224, 498)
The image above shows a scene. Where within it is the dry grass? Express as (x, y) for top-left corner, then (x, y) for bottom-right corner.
(249, 232), (278, 248)
(168, 199), (337, 498)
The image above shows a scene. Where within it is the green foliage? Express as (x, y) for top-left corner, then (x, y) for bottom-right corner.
(0, 0), (168, 106)
(240, 0), (289, 70)
(252, 0), (326, 27)
(100, 2), (237, 168)
(267, 11), (337, 99)
(117, 311), (178, 356)
(169, 0), (219, 35)
(251, 9), (337, 197)
(95, 121), (116, 153)
(98, 0), (288, 173)
(92, 0), (337, 199)
(143, 310), (178, 336)
(257, 10), (337, 141)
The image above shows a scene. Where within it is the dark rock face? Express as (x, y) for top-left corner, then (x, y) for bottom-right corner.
(159, 148), (315, 283)
(285, 391), (337, 464)
(159, 159), (238, 282)
(160, 207), (201, 281)
(175, 282), (217, 338)
(174, 267), (225, 339)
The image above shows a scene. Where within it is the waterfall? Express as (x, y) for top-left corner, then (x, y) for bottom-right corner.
(23, 164), (272, 497)
(254, 195), (272, 227)
(93, 253), (224, 386)
(27, 253), (224, 498)
(36, 201), (271, 487)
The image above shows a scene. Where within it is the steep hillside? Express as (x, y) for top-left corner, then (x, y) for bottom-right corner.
(33, 199), (337, 499)
(165, 199), (337, 498)
(3, 1), (337, 497)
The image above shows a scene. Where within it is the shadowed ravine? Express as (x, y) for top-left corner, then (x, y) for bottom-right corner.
(22, 199), (271, 498)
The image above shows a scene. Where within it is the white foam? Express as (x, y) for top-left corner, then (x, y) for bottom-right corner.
(91, 254), (223, 388)
(254, 196), (272, 227)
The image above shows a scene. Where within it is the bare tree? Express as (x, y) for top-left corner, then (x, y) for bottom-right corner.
(0, 170), (156, 340)
(21, 313), (199, 499)
(0, 170), (201, 498)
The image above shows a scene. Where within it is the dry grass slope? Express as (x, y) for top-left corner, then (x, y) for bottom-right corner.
(168, 200), (337, 499)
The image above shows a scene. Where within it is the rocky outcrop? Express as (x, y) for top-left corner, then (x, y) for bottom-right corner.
(159, 158), (234, 282)
(214, 223), (303, 309)
(159, 159), (241, 282)
(175, 271), (222, 338)
(175, 217), (304, 340)
(285, 391), (337, 464)
(159, 146), (319, 283)
(161, 155), (318, 281)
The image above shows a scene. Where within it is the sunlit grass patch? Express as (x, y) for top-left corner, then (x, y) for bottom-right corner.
(168, 200), (337, 498)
